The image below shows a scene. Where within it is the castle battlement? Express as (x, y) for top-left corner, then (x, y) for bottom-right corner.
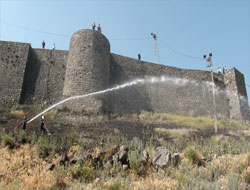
(0, 29), (249, 120)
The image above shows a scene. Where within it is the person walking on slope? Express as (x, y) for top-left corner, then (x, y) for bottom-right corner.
(42, 40), (46, 49)
(92, 22), (96, 30)
(15, 114), (28, 132)
(40, 115), (50, 135)
(97, 24), (102, 33)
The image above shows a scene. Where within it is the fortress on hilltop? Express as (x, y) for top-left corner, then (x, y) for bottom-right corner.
(0, 29), (249, 120)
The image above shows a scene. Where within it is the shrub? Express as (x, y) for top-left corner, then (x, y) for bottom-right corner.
(50, 167), (68, 190)
(36, 136), (55, 157)
(69, 161), (96, 182)
(11, 104), (31, 112)
(45, 109), (56, 120)
(128, 138), (144, 173)
(109, 179), (124, 190)
(0, 106), (7, 114)
(57, 106), (70, 113)
(1, 132), (15, 148)
(9, 110), (25, 118)
(245, 171), (250, 184)
(247, 153), (250, 167)
(184, 146), (202, 165)
(68, 132), (84, 147)
(145, 139), (156, 160)
(17, 130), (36, 144)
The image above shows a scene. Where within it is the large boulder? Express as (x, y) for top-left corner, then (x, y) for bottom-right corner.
(152, 146), (171, 168)
(70, 151), (92, 164)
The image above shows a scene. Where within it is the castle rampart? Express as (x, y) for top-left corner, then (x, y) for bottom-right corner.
(0, 29), (249, 120)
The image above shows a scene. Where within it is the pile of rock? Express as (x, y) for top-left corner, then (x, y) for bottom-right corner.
(58, 145), (181, 175)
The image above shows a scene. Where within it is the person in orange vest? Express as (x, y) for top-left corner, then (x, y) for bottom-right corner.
(97, 24), (102, 33)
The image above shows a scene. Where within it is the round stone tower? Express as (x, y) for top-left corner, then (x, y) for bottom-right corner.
(63, 29), (110, 112)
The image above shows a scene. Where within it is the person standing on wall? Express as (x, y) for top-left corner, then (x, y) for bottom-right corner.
(222, 66), (227, 74)
(42, 40), (46, 49)
(92, 22), (96, 30)
(217, 67), (222, 74)
(138, 53), (141, 61)
(97, 24), (102, 33)
(15, 114), (28, 132)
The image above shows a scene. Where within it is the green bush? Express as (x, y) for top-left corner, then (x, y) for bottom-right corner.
(0, 106), (7, 114)
(128, 138), (144, 173)
(1, 132), (15, 148)
(184, 146), (202, 165)
(245, 171), (250, 184)
(36, 136), (55, 157)
(69, 161), (96, 182)
(68, 132), (84, 147)
(109, 179), (124, 190)
(11, 104), (39, 112)
(57, 106), (70, 113)
(17, 130), (36, 144)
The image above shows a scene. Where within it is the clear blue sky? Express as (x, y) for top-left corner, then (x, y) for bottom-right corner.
(1, 0), (250, 101)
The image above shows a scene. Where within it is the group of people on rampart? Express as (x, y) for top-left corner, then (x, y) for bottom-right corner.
(42, 40), (56, 50)
(217, 66), (227, 74)
(91, 22), (102, 33)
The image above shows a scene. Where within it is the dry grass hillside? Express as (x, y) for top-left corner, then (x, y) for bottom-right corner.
(0, 105), (250, 189)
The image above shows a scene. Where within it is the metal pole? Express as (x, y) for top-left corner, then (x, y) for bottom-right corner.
(210, 62), (218, 133)
(151, 33), (157, 64)
(154, 37), (157, 64)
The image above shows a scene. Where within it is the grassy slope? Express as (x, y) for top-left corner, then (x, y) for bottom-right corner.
(0, 107), (250, 189)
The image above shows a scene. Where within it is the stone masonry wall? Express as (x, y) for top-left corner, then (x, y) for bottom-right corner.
(0, 41), (30, 107)
(63, 29), (110, 112)
(20, 49), (68, 106)
(1, 35), (248, 120)
(108, 53), (230, 117)
(224, 68), (250, 120)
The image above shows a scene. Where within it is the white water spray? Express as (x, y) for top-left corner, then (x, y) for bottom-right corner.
(27, 75), (249, 124)
(27, 78), (145, 124)
(27, 76), (196, 124)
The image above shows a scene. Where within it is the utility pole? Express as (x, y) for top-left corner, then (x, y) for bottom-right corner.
(151, 33), (157, 64)
(204, 53), (218, 133)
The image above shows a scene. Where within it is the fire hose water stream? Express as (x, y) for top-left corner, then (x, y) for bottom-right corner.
(27, 75), (247, 124)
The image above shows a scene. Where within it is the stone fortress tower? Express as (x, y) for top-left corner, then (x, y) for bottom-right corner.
(63, 29), (110, 112)
(0, 29), (249, 120)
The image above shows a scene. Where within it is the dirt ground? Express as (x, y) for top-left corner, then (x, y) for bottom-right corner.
(0, 111), (227, 145)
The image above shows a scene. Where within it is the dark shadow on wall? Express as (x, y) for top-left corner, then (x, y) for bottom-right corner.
(105, 54), (153, 114)
(19, 48), (41, 104)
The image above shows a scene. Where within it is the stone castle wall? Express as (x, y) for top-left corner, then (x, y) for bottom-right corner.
(224, 68), (249, 120)
(108, 53), (230, 117)
(20, 49), (68, 106)
(0, 41), (30, 106)
(0, 29), (249, 120)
